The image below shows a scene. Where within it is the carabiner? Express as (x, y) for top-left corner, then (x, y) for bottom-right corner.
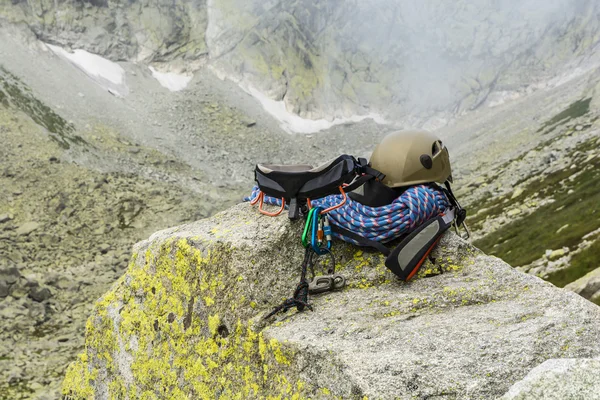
(302, 208), (317, 248)
(311, 207), (331, 255)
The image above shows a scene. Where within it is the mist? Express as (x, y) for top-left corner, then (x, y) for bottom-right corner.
(207, 0), (599, 128)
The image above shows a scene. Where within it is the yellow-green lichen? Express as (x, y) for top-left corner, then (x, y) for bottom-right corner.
(62, 239), (325, 399)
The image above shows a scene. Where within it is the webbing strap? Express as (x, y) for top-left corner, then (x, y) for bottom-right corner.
(342, 174), (378, 193)
(264, 247), (314, 319)
(330, 224), (391, 256)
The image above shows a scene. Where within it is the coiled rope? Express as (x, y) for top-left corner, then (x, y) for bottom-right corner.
(245, 184), (449, 245)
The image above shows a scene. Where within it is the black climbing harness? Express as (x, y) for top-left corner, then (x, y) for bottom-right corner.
(253, 155), (384, 219)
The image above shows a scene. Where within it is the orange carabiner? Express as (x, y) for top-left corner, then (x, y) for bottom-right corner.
(306, 186), (347, 214)
(249, 190), (262, 205)
(320, 186), (347, 214)
(258, 191), (286, 217)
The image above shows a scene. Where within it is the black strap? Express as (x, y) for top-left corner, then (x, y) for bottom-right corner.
(342, 162), (386, 194)
(346, 158), (386, 192)
(343, 174), (376, 193)
(288, 197), (300, 219)
(442, 181), (467, 226)
(362, 166), (386, 182)
(330, 225), (391, 256)
(264, 247), (314, 319)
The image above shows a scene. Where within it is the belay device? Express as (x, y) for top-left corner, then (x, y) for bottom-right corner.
(249, 153), (468, 318)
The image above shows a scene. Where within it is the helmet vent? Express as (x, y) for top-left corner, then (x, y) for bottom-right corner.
(420, 154), (433, 169)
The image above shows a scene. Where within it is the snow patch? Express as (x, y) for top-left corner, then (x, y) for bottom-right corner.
(245, 85), (386, 134)
(46, 44), (127, 96)
(47, 44), (124, 85)
(149, 67), (193, 92)
(487, 91), (522, 108)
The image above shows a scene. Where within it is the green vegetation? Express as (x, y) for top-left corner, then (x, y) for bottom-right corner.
(538, 98), (591, 133)
(473, 137), (600, 269)
(468, 192), (510, 232)
(0, 381), (33, 398)
(0, 87), (7, 107)
(468, 119), (600, 232)
(468, 133), (568, 230)
(466, 163), (576, 232)
(546, 240), (600, 288)
(31, 324), (60, 338)
(0, 65), (86, 149)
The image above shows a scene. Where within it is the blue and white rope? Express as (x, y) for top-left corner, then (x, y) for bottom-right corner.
(245, 184), (449, 246)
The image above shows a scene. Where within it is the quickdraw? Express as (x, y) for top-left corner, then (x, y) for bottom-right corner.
(266, 207), (346, 319)
(303, 206), (332, 255)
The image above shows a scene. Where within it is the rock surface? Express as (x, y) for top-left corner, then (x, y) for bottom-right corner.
(565, 267), (600, 304)
(62, 203), (600, 399)
(0, 28), (386, 398)
(501, 358), (600, 399)
(0, 50), (244, 399)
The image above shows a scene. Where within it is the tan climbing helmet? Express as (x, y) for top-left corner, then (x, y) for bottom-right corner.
(369, 130), (452, 188)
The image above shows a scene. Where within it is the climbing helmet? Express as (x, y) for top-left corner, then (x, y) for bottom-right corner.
(369, 130), (452, 188)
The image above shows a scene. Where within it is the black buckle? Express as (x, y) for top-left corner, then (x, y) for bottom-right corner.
(456, 207), (467, 226)
(288, 197), (300, 219)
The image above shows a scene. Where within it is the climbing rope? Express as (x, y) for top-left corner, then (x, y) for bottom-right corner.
(245, 184), (449, 246)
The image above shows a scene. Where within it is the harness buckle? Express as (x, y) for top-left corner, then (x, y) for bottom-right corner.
(288, 197), (300, 219)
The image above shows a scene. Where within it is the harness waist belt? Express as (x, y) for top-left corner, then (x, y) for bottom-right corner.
(255, 155), (382, 219)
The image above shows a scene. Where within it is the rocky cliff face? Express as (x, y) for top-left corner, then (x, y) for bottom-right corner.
(61, 204), (600, 399)
(1, 0), (209, 64)
(208, 0), (600, 123)
(3, 0), (600, 124)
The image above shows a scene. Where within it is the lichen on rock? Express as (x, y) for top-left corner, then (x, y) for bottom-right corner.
(62, 203), (600, 399)
(61, 206), (320, 399)
(62, 238), (308, 399)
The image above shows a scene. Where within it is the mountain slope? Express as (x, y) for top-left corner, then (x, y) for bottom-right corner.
(3, 0), (600, 127)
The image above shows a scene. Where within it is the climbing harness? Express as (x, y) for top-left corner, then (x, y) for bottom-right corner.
(248, 131), (468, 318)
(253, 155), (384, 219)
(247, 183), (465, 285)
(247, 184), (452, 244)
